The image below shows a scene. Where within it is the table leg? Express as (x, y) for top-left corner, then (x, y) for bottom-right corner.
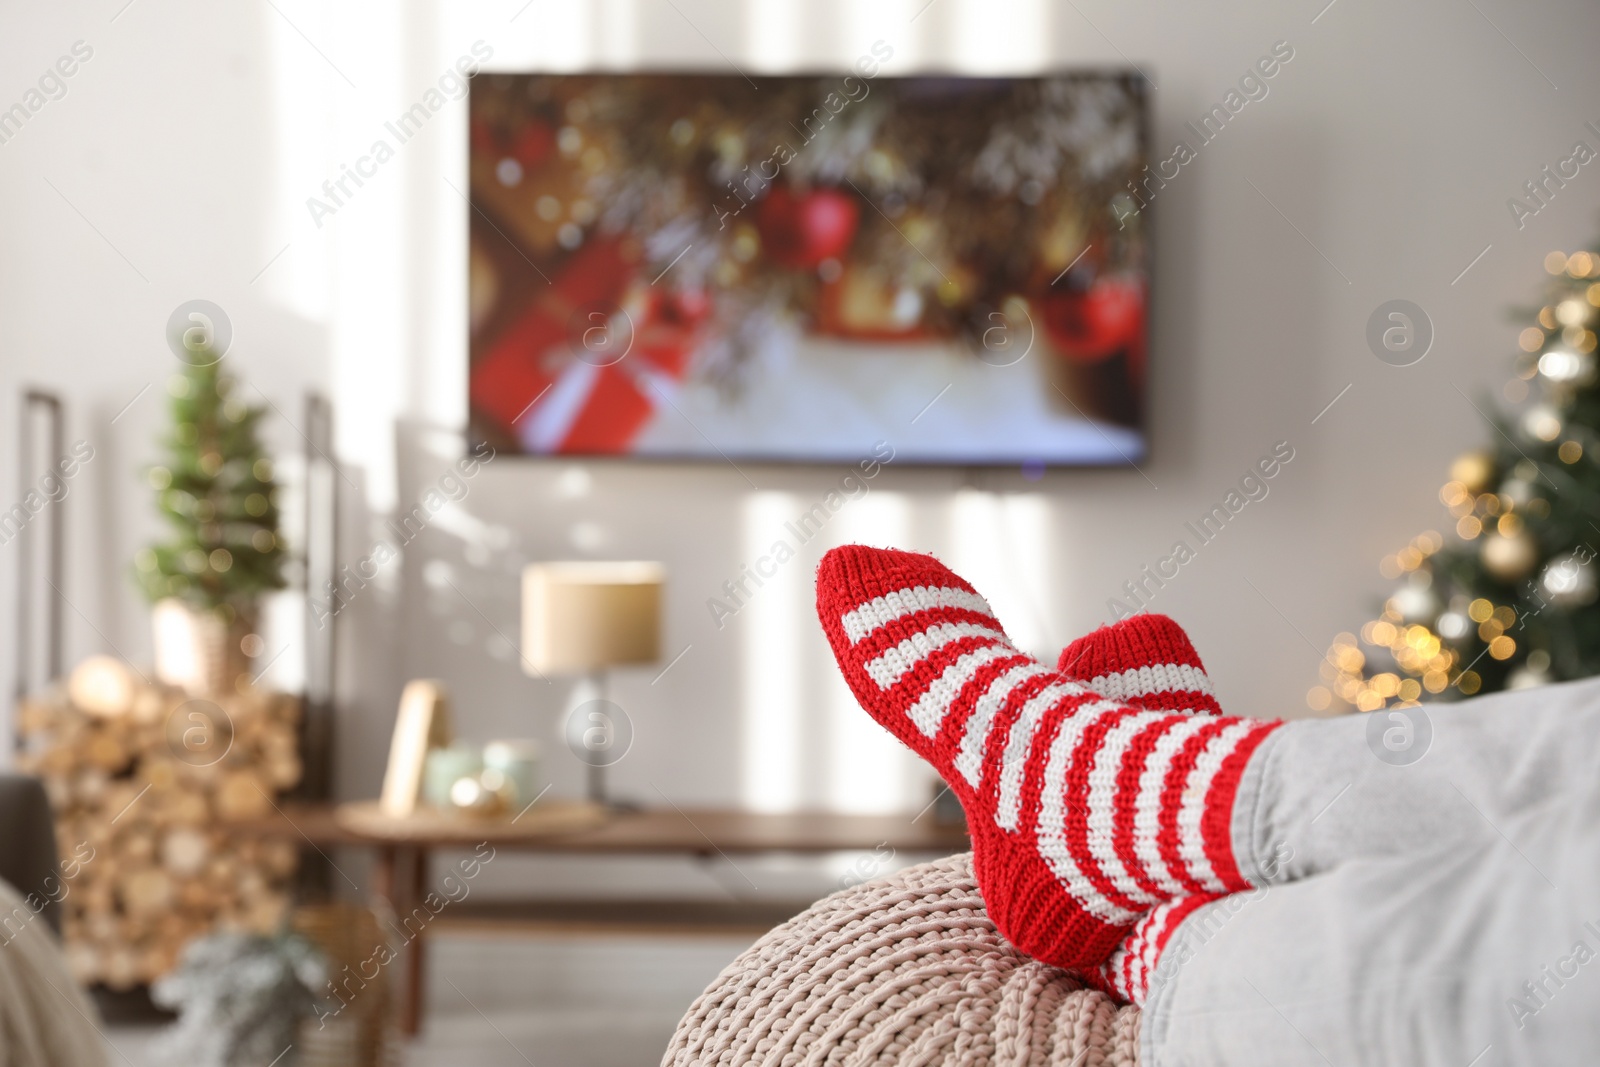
(370, 845), (426, 1038)
(400, 846), (429, 1037)
(371, 845), (397, 909)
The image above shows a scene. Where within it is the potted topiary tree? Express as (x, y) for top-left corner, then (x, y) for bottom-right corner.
(135, 351), (288, 696)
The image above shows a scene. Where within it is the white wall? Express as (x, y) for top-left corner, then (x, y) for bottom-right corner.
(4, 0), (1600, 821)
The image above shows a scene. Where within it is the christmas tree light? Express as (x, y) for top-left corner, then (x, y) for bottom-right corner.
(1314, 244), (1600, 713)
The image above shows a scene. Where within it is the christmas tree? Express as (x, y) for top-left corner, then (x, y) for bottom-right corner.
(1316, 244), (1600, 713)
(134, 353), (287, 623)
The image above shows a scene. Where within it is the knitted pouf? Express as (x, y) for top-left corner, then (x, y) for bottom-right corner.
(663, 852), (1141, 1067)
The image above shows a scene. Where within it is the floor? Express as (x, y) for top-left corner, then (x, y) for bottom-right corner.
(103, 931), (753, 1066)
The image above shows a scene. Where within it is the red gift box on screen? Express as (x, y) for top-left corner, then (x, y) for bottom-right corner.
(471, 238), (702, 453)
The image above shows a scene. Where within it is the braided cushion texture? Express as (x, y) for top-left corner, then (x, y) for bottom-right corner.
(663, 852), (1141, 1067)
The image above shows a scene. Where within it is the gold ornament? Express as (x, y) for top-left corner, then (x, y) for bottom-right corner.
(1481, 529), (1539, 581)
(1449, 451), (1494, 494)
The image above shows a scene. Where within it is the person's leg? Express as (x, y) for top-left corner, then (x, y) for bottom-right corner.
(1144, 774), (1600, 1065)
(1057, 614), (1600, 888)
(816, 544), (1600, 976)
(816, 546), (1286, 971)
(1233, 674), (1600, 886)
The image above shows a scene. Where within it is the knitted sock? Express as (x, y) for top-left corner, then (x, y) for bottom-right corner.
(1056, 615), (1223, 716)
(815, 545), (1283, 970)
(1091, 894), (1218, 1005)
(1056, 615), (1227, 1003)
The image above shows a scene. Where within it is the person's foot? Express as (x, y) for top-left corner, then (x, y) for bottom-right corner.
(1055, 614), (1228, 1003)
(815, 544), (1280, 970)
(1056, 614), (1223, 716)
(1090, 894), (1219, 1004)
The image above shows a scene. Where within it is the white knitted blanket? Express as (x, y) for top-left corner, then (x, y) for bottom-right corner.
(0, 878), (106, 1067)
(665, 852), (1140, 1066)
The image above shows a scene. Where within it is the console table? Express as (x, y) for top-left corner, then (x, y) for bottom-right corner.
(233, 801), (969, 1036)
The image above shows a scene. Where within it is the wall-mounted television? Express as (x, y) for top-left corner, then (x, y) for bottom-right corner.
(468, 70), (1149, 466)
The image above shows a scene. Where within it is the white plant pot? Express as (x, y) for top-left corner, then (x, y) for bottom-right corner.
(151, 598), (257, 697)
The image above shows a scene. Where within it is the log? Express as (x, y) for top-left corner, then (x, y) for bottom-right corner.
(262, 839), (298, 877)
(67, 656), (137, 718)
(85, 912), (119, 943)
(121, 869), (174, 918)
(102, 947), (139, 990)
(206, 855), (239, 888)
(266, 755), (303, 789)
(165, 792), (210, 827)
(64, 943), (98, 985)
(15, 667), (304, 988)
(120, 831), (155, 867)
(161, 828), (210, 877)
(214, 770), (273, 821)
(177, 880), (214, 911)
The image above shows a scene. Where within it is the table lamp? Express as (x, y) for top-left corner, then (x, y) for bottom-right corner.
(521, 561), (664, 807)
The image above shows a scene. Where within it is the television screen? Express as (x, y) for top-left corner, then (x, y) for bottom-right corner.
(467, 71), (1149, 466)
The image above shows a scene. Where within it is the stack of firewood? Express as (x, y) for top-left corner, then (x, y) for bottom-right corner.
(14, 657), (302, 989)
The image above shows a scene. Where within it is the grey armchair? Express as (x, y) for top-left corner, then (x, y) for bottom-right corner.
(0, 774), (60, 934)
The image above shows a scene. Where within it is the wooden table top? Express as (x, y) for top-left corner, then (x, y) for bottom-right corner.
(230, 800), (971, 854)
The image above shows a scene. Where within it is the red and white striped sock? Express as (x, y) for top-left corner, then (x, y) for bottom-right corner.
(815, 545), (1283, 971)
(1090, 894), (1218, 1004)
(1056, 614), (1229, 1004)
(1056, 615), (1223, 716)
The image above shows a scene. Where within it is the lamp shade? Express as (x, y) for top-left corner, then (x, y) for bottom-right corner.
(521, 561), (664, 675)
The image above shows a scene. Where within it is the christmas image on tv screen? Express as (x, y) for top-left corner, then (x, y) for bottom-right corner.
(468, 70), (1149, 466)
